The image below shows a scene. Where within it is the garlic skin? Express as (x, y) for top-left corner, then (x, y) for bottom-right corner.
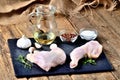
(17, 35), (32, 49)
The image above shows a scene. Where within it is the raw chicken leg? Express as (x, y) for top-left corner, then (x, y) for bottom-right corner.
(86, 41), (103, 58)
(70, 40), (103, 68)
(26, 44), (66, 71)
(70, 45), (87, 68)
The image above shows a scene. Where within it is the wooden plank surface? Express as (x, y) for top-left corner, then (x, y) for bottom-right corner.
(68, 7), (120, 80)
(0, 7), (120, 80)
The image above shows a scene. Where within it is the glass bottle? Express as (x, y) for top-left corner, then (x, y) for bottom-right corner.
(29, 5), (57, 45)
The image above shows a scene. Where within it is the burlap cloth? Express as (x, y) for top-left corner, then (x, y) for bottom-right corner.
(0, 0), (119, 25)
(50, 0), (119, 15)
(0, 0), (49, 25)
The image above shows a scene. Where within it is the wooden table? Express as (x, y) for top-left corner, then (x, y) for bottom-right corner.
(0, 7), (120, 80)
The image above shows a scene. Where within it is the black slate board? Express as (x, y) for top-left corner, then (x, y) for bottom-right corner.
(8, 37), (114, 78)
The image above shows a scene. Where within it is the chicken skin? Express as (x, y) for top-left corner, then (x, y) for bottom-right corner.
(26, 44), (66, 71)
(70, 41), (103, 68)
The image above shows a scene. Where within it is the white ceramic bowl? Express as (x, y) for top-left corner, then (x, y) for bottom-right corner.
(79, 28), (98, 40)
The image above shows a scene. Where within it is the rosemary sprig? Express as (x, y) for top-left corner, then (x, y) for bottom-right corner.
(83, 58), (96, 65)
(16, 55), (32, 69)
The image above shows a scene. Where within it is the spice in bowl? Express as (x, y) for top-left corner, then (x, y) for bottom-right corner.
(79, 28), (98, 40)
(59, 30), (78, 42)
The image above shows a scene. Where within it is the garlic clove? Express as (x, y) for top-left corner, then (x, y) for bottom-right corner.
(34, 42), (42, 49)
(17, 35), (32, 49)
(28, 47), (35, 53)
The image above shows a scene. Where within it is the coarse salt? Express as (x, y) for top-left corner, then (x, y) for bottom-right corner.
(80, 30), (97, 40)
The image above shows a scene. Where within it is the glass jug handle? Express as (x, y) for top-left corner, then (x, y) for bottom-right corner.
(29, 12), (41, 25)
(28, 12), (36, 25)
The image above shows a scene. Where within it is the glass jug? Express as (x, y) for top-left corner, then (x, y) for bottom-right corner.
(29, 5), (57, 45)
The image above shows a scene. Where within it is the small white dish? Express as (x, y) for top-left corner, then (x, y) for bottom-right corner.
(79, 28), (98, 40)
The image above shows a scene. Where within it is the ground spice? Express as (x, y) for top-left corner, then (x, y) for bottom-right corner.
(60, 33), (77, 42)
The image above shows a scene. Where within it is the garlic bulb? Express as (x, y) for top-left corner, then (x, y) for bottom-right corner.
(17, 35), (32, 49)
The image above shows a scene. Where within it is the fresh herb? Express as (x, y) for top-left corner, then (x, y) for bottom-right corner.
(16, 55), (32, 69)
(83, 58), (96, 65)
